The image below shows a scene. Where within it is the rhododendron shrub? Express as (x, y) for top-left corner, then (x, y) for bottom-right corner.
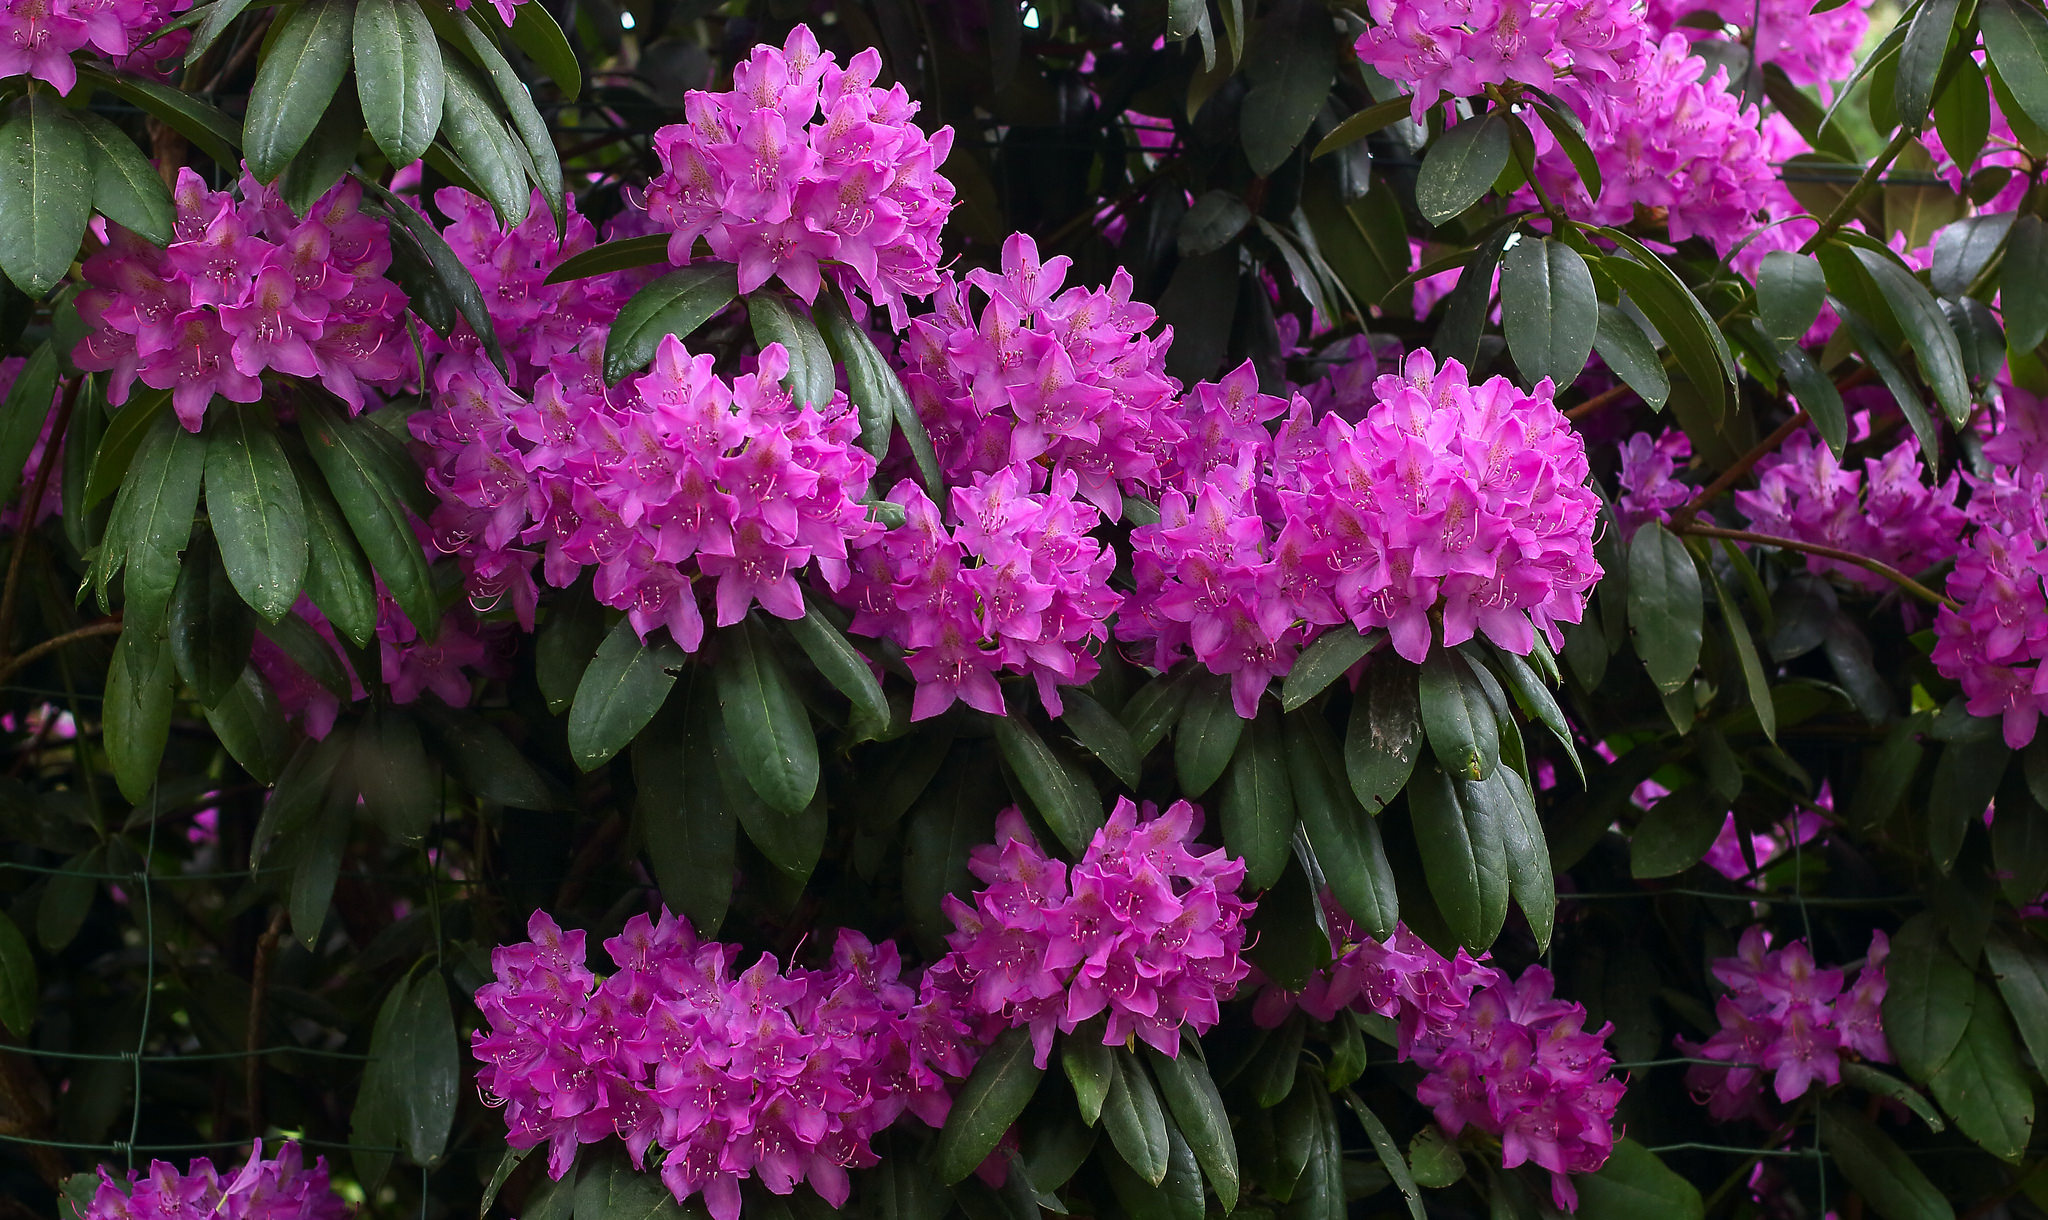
(8, 1), (2048, 1218)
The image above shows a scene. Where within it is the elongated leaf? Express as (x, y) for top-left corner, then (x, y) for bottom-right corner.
(497, 0), (579, 98)
(1500, 236), (1598, 388)
(1221, 706), (1294, 891)
(1416, 114), (1509, 225)
(1238, 0), (1336, 177)
(415, 701), (552, 810)
(74, 113), (175, 247)
(1848, 245), (1970, 427)
(1896, 0), (1963, 128)
(1929, 735), (2009, 872)
(785, 598), (888, 734)
(298, 397), (438, 634)
(1837, 301), (1940, 465)
(86, 387), (169, 514)
(1408, 765), (1509, 951)
(294, 465), (377, 646)
(1143, 1043), (1239, 1212)
(1821, 1103), (1956, 1220)
(0, 342), (56, 513)
(1574, 1139), (1704, 1220)
(1176, 675), (1244, 797)
(109, 412), (204, 649)
(170, 534), (255, 707)
(78, 67), (242, 167)
(1627, 524), (1703, 695)
(934, 1027), (1043, 1184)
(604, 265), (739, 383)
(635, 694), (732, 935)
(1629, 786), (1725, 879)
(438, 55), (528, 226)
(1985, 929), (2048, 1075)
(1841, 1062), (1947, 1133)
(360, 176), (506, 371)
(37, 851), (96, 954)
(1757, 250), (1827, 341)
(542, 234), (670, 284)
(1289, 711), (1399, 939)
(1775, 339), (1848, 457)
(0, 96), (93, 299)
(1345, 658), (1422, 814)
(568, 617), (683, 770)
(350, 974), (410, 1187)
(1591, 302), (1670, 410)
(244, 0), (354, 180)
(184, 0), (264, 65)
(1983, 0), (2048, 136)
(0, 911), (35, 1037)
(991, 713), (1101, 856)
(1063, 1032), (1115, 1127)
(399, 973), (458, 1165)
(2005, 215), (2048, 352)
(747, 290), (834, 409)
(1928, 981), (2034, 1159)
(203, 405), (307, 622)
(1343, 1095), (1424, 1220)
(1060, 691), (1142, 789)
(713, 615), (818, 816)
(1884, 915), (1977, 1083)
(1311, 96), (1413, 159)
(1281, 629), (1378, 712)
(1418, 651), (1498, 782)
(1102, 1050), (1170, 1186)
(354, 0), (445, 166)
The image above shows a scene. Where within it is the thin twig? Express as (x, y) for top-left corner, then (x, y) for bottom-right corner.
(0, 619), (124, 687)
(1669, 410), (1808, 531)
(1565, 381), (1634, 421)
(1679, 523), (1956, 609)
(245, 906), (287, 1135)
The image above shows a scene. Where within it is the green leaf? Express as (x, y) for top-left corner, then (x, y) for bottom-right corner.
(36, 850), (96, 953)
(480, 1147), (531, 1220)
(0, 342), (56, 512)
(203, 405), (307, 622)
(1179, 190), (1251, 258)
(356, 706), (437, 843)
(537, 592), (606, 715)
(1757, 250), (1827, 342)
(0, 95), (91, 299)
(1288, 710), (1399, 939)
(1408, 764), (1509, 951)
(1573, 1139), (1704, 1220)
(1406, 1126), (1464, 1190)
(1929, 735), (2009, 872)
(1176, 675), (1244, 797)
(747, 290), (835, 410)
(1896, 0), (1963, 128)
(1313, 97), (1415, 160)
(1493, 767), (1554, 950)
(542, 234), (671, 284)
(1841, 1062), (1947, 1133)
(184, 0), (265, 65)
(1928, 981), (2035, 1159)
(1774, 339), (1848, 457)
(1238, 0), (1336, 177)
(77, 67), (243, 168)
(785, 597), (889, 735)
(720, 723), (824, 885)
(1934, 61), (1993, 178)
(1416, 114), (1510, 225)
(421, 4), (561, 224)
(354, 0), (445, 166)
(1626, 523), (1703, 695)
(1342, 1094), (1425, 1220)
(1983, 0), (2048, 135)
(1601, 230), (1737, 401)
(2005, 215), (2048, 352)
(635, 693), (733, 936)
(1143, 1042), (1239, 1212)
(1221, 705), (1294, 891)
(1418, 650), (1498, 782)
(574, 1156), (694, 1220)
(713, 615), (818, 816)
(1847, 245), (1971, 427)
(170, 536), (255, 708)
(351, 974), (410, 1187)
(1821, 1103), (1956, 1220)
(1592, 304), (1670, 410)
(109, 412), (204, 650)
(1884, 914), (1978, 1083)
(415, 701), (552, 810)
(604, 265), (740, 383)
(288, 774), (352, 948)
(1628, 786), (1726, 879)
(1063, 1030), (1115, 1127)
(1500, 236), (1598, 388)
(934, 1026), (1043, 1184)
(1345, 658), (1422, 814)
(438, 54), (529, 227)
(86, 386), (169, 511)
(1102, 1049), (1170, 1185)
(1060, 691), (1142, 789)
(295, 465), (378, 647)
(1988, 927), (2048, 1075)
(360, 176), (506, 371)
(567, 617), (683, 770)
(991, 713), (1102, 856)
(1122, 666), (1192, 757)
(397, 973), (458, 1166)
(1281, 629), (1378, 712)
(74, 113), (175, 247)
(1489, 646), (1580, 783)
(1836, 301), (1941, 464)
(243, 0), (354, 181)
(0, 911), (35, 1037)
(279, 91), (361, 216)
(298, 396), (439, 634)
(496, 0), (579, 98)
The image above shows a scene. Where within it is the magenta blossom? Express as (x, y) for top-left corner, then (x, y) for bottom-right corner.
(85, 1141), (347, 1220)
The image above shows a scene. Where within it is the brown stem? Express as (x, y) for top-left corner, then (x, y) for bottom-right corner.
(0, 378), (79, 665)
(0, 619), (124, 688)
(1679, 523), (1956, 609)
(1669, 410), (1809, 532)
(1565, 381), (1634, 421)
(245, 906), (287, 1135)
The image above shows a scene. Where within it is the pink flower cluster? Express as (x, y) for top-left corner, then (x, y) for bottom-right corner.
(1614, 428), (1692, 537)
(1677, 927), (1891, 1122)
(472, 910), (976, 1220)
(900, 233), (1182, 513)
(0, 0), (190, 93)
(416, 331), (879, 652)
(253, 594), (508, 739)
(932, 798), (1254, 1067)
(1932, 470), (2048, 747)
(85, 1142), (346, 1220)
(841, 466), (1119, 721)
(75, 169), (411, 430)
(643, 24), (956, 329)
(1355, 0), (1648, 126)
(1734, 422), (1965, 595)
(1643, 0), (1869, 92)
(1255, 912), (1623, 1212)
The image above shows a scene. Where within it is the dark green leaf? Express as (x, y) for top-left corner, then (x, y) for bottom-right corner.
(1406, 1127), (1463, 1190)
(74, 113), (175, 247)
(635, 697), (732, 934)
(480, 1147), (531, 1220)
(1063, 1030), (1115, 1127)
(713, 616), (818, 816)
(1408, 764), (1509, 951)
(1592, 304), (1670, 410)
(415, 701), (551, 810)
(542, 234), (671, 284)
(1102, 1049), (1170, 1185)
(1930, 212), (2012, 298)
(106, 634), (176, 808)
(1837, 302), (1941, 465)
(1341, 1094), (1424, 1220)
(279, 91), (361, 216)
(537, 592), (606, 715)
(2005, 214), (2048, 352)
(0, 911), (34, 1037)
(288, 781), (351, 948)
(1176, 675), (1244, 797)
(1144, 1042), (1239, 1211)
(204, 664), (289, 782)
(497, 0), (579, 98)
(1884, 914), (1977, 1083)
(1573, 1139), (1704, 1220)
(1500, 236), (1598, 388)
(603, 265), (738, 383)
(1493, 767), (1553, 950)
(1848, 245), (1971, 427)
(1896, 0), (1962, 128)
(1418, 650), (1498, 782)
(0, 342), (56, 513)
(357, 706), (436, 844)
(1122, 666), (1192, 758)
(1984, 930), (2048, 1097)
(1345, 658), (1422, 814)
(934, 1026), (1043, 1184)
(1757, 250), (1827, 342)
(1775, 339), (1847, 457)
(1629, 786), (1726, 879)
(398, 972), (458, 1164)
(184, 0), (264, 66)
(354, 0), (445, 166)
(438, 55), (529, 227)
(991, 713), (1101, 856)
(1312, 96), (1416, 159)
(1288, 711), (1399, 939)
(568, 617), (683, 770)
(1221, 706), (1294, 891)
(1982, 0), (2048, 136)
(293, 465), (377, 647)
(243, 0), (354, 181)
(1840, 1062), (1946, 1132)
(720, 725), (824, 885)
(1929, 735), (2008, 872)
(785, 597), (889, 735)
(1060, 691), (1142, 789)
(1935, 61), (1993, 177)
(203, 405), (307, 622)
(1238, 0), (1337, 177)
(0, 95), (92, 298)
(1928, 981), (2034, 1159)
(351, 974), (410, 1187)
(1626, 523), (1703, 695)
(37, 851), (97, 953)
(77, 67), (242, 168)
(1415, 114), (1510, 225)
(1179, 190), (1251, 258)
(1821, 1103), (1956, 1220)
(360, 176), (506, 371)
(298, 396), (439, 633)
(747, 290), (834, 410)
(424, 5), (561, 224)
(1281, 629), (1378, 712)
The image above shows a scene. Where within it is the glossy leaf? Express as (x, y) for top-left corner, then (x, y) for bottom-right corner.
(991, 713), (1101, 856)
(1592, 304), (1670, 410)
(1927, 981), (2034, 1160)
(1101, 1049), (1171, 1185)
(1627, 524), (1703, 695)
(604, 267), (741, 383)
(1288, 710), (1399, 939)
(747, 291), (835, 410)
(568, 617), (683, 770)
(1884, 915), (1977, 1083)
(1280, 628), (1378, 712)
(0, 95), (92, 298)
(1821, 1103), (1955, 1220)
(354, 0), (445, 166)
(1500, 236), (1598, 388)
(1220, 706), (1294, 892)
(1416, 114), (1510, 224)
(933, 1027), (1042, 1184)
(74, 113), (175, 247)
(299, 398), (439, 635)
(2005, 214), (2048, 352)
(1574, 1139), (1704, 1220)
(1757, 250), (1827, 342)
(1143, 1043), (1239, 1212)
(1418, 650), (1498, 782)
(1408, 764), (1509, 951)
(244, 0), (354, 181)
(785, 598), (889, 736)
(1345, 658), (1422, 814)
(1176, 676), (1244, 798)
(203, 405), (307, 623)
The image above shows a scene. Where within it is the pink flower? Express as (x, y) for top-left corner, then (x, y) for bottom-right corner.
(86, 1141), (347, 1220)
(0, 0), (190, 94)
